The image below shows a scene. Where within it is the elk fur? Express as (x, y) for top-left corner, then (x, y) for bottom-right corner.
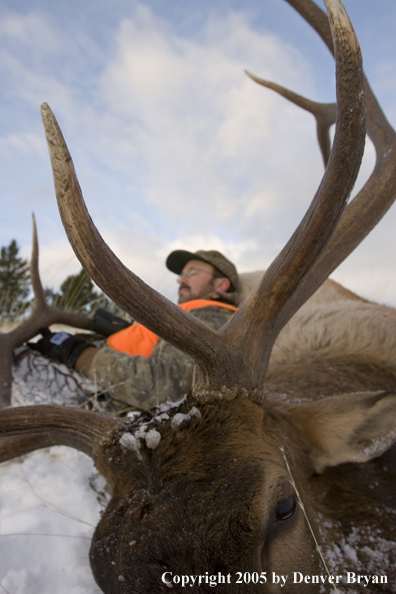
(1, 0), (396, 592)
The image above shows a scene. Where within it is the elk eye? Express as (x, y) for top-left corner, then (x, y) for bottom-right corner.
(276, 496), (296, 521)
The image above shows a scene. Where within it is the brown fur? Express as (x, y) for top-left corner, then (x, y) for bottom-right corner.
(5, 0), (396, 589)
(81, 282), (396, 593)
(91, 398), (323, 593)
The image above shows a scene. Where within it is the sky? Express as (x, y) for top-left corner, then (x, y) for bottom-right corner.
(1, 3), (396, 590)
(1, 0), (396, 306)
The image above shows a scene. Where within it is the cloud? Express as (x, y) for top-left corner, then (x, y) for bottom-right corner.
(2, 1), (396, 310)
(92, 5), (318, 236)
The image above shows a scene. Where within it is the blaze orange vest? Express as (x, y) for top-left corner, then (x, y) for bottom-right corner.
(106, 299), (238, 358)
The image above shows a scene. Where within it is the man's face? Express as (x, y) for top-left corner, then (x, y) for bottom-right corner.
(177, 260), (216, 304)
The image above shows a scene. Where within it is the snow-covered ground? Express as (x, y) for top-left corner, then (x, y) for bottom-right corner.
(0, 448), (103, 594)
(2, 351), (395, 593)
(0, 352), (107, 594)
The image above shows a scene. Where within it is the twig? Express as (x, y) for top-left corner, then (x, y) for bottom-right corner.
(42, 452), (86, 477)
(0, 532), (90, 540)
(279, 446), (340, 594)
(19, 467), (95, 528)
(92, 369), (99, 411)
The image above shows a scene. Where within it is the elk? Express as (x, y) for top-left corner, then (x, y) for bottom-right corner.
(1, 0), (396, 592)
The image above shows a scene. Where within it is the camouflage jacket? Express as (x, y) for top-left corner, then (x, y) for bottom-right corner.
(88, 305), (235, 409)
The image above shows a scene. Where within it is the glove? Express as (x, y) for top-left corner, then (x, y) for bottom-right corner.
(91, 308), (130, 337)
(28, 328), (95, 369)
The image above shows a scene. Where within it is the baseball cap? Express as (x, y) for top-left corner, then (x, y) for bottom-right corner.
(166, 249), (239, 291)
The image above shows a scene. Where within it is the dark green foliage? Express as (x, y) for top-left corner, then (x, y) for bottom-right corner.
(46, 268), (101, 315)
(0, 240), (30, 320)
(0, 238), (129, 321)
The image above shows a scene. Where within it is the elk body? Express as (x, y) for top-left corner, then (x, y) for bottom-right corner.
(1, 0), (396, 592)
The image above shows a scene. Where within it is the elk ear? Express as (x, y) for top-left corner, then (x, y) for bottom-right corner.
(292, 391), (396, 473)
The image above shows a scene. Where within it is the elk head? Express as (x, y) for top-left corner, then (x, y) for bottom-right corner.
(2, 0), (396, 592)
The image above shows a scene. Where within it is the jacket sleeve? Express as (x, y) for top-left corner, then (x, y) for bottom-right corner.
(88, 306), (233, 409)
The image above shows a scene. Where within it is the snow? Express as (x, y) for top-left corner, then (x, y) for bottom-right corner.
(0, 355), (195, 593)
(323, 524), (394, 591)
(171, 406), (202, 428)
(118, 397), (197, 458)
(0, 447), (104, 594)
(145, 429), (161, 449)
(3, 352), (395, 592)
(0, 352), (107, 594)
(119, 432), (142, 459)
(171, 412), (190, 427)
(12, 349), (98, 409)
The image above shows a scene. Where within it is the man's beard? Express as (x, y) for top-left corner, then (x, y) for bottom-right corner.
(178, 283), (191, 304)
(178, 278), (217, 304)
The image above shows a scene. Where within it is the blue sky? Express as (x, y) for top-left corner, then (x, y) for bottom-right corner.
(1, 0), (396, 305)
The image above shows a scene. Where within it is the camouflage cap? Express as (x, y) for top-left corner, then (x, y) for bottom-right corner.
(166, 249), (239, 291)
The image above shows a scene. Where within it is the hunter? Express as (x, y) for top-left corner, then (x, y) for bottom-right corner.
(30, 250), (239, 408)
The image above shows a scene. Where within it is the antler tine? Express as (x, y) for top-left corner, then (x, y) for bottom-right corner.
(40, 0), (366, 403)
(0, 405), (122, 463)
(0, 218), (44, 406)
(245, 71), (336, 166)
(40, 104), (240, 399)
(30, 213), (46, 305)
(9, 215), (92, 349)
(217, 0), (366, 396)
(282, 0), (396, 308)
(0, 217), (93, 407)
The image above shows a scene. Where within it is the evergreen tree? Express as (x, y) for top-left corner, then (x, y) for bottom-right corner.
(0, 240), (30, 320)
(48, 268), (101, 315)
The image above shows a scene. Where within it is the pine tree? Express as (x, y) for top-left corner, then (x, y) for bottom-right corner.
(0, 240), (30, 320)
(48, 268), (100, 315)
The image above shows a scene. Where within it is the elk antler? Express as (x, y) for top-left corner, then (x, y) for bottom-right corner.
(0, 405), (121, 463)
(244, 72), (336, 167)
(41, 0), (365, 403)
(0, 216), (92, 407)
(248, 0), (396, 317)
(219, 0), (366, 395)
(41, 106), (233, 397)
(289, 0), (396, 311)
